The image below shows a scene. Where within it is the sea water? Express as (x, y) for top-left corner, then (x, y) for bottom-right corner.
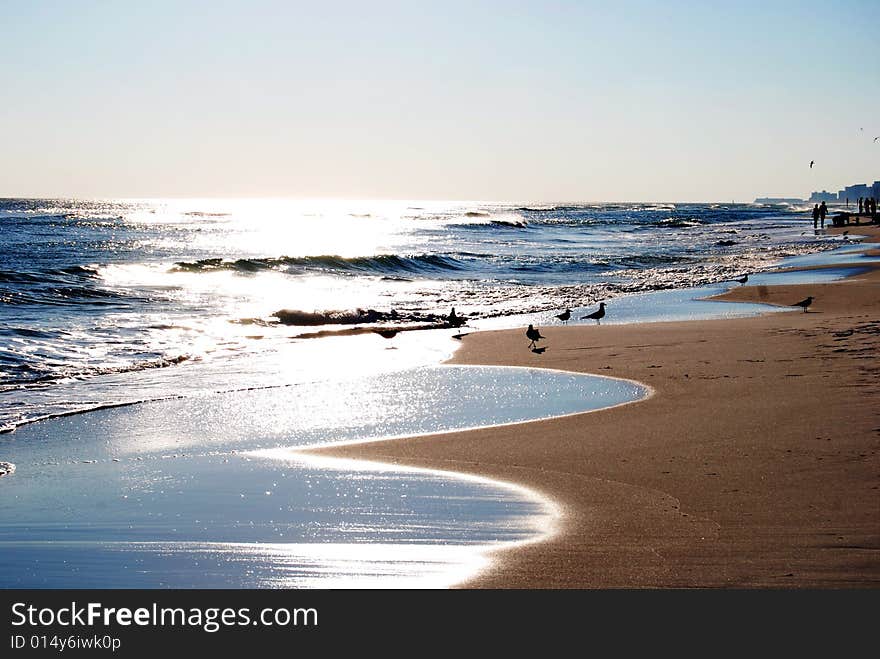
(0, 366), (646, 588)
(0, 198), (857, 587)
(0, 198), (847, 430)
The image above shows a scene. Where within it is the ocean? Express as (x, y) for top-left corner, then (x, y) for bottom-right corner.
(0, 197), (860, 587)
(0, 197), (837, 433)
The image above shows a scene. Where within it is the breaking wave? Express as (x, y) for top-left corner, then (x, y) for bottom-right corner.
(171, 253), (468, 276)
(0, 353), (194, 388)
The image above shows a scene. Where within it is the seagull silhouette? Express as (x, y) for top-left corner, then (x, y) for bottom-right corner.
(735, 274), (749, 285)
(874, 136), (879, 142)
(793, 296), (814, 313)
(581, 302), (606, 324)
(555, 308), (571, 324)
(526, 324), (544, 348)
(446, 307), (466, 328)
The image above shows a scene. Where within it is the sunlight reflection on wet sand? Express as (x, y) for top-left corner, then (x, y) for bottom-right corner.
(0, 366), (638, 588)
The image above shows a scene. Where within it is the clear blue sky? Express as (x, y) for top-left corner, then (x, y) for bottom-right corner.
(1, 0), (877, 201)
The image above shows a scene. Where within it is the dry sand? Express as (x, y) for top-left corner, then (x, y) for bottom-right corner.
(309, 225), (880, 588)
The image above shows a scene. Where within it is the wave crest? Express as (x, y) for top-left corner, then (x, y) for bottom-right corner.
(272, 308), (453, 327)
(172, 253), (467, 276)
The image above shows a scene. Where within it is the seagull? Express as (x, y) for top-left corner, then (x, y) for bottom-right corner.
(526, 324), (544, 348)
(531, 346), (547, 354)
(555, 308), (571, 324)
(735, 274), (749, 285)
(446, 307), (466, 328)
(810, 160), (814, 168)
(793, 296), (814, 313)
(874, 136), (879, 142)
(581, 302), (606, 324)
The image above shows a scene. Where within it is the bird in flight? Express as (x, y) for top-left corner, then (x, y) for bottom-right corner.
(526, 324), (545, 348)
(581, 302), (606, 324)
(810, 160), (814, 168)
(792, 296), (814, 313)
(874, 136), (879, 142)
(555, 308), (571, 324)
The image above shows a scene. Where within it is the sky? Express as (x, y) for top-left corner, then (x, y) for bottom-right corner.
(1, 0), (878, 202)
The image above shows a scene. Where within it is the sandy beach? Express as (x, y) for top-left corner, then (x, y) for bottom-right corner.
(309, 224), (880, 588)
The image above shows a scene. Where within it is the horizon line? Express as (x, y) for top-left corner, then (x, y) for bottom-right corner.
(0, 194), (824, 205)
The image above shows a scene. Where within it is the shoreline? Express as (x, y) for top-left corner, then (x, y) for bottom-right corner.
(307, 224), (880, 588)
(2, 222), (876, 587)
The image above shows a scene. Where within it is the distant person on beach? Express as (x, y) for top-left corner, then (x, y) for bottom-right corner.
(812, 204), (820, 229)
(819, 201), (827, 229)
(858, 197), (863, 214)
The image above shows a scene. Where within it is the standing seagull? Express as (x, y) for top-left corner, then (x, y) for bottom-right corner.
(581, 302), (606, 324)
(555, 308), (571, 324)
(526, 324), (544, 349)
(446, 307), (466, 328)
(735, 273), (749, 285)
(792, 296), (814, 313)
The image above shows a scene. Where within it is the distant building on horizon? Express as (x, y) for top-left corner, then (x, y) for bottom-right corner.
(837, 182), (874, 203)
(808, 190), (837, 202)
(760, 178), (878, 206)
(753, 197), (803, 204)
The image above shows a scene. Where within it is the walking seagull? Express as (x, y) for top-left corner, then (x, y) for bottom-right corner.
(555, 308), (571, 324)
(581, 302), (606, 324)
(446, 307), (466, 328)
(735, 274), (749, 285)
(526, 324), (545, 349)
(792, 296), (814, 313)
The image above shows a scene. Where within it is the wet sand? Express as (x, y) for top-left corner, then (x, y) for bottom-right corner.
(309, 225), (880, 588)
